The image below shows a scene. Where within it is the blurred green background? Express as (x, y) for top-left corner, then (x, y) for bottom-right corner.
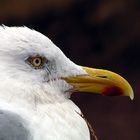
(0, 0), (139, 140)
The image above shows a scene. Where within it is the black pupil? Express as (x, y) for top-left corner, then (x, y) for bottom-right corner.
(35, 58), (40, 64)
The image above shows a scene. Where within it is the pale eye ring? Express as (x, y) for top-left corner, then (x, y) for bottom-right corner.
(32, 57), (42, 67)
(26, 56), (46, 69)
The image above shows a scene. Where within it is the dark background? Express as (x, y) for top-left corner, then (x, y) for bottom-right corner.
(0, 0), (139, 140)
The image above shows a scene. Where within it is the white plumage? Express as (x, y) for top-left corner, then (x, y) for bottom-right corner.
(0, 26), (90, 140)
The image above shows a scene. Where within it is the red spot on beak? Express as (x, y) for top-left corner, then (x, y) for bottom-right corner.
(103, 86), (123, 96)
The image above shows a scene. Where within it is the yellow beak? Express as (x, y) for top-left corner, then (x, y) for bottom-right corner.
(64, 66), (134, 100)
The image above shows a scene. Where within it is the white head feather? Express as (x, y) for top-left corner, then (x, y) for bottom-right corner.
(0, 26), (87, 104)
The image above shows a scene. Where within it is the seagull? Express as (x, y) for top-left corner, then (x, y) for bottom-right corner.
(0, 26), (134, 140)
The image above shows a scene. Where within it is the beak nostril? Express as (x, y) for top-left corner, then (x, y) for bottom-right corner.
(97, 76), (108, 78)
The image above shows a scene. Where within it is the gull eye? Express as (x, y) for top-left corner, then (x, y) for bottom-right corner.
(26, 56), (46, 69)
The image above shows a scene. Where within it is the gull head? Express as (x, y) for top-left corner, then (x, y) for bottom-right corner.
(0, 26), (134, 104)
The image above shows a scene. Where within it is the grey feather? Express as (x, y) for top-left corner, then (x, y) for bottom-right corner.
(0, 110), (32, 140)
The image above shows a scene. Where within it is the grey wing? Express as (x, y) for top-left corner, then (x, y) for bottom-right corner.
(0, 110), (32, 140)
